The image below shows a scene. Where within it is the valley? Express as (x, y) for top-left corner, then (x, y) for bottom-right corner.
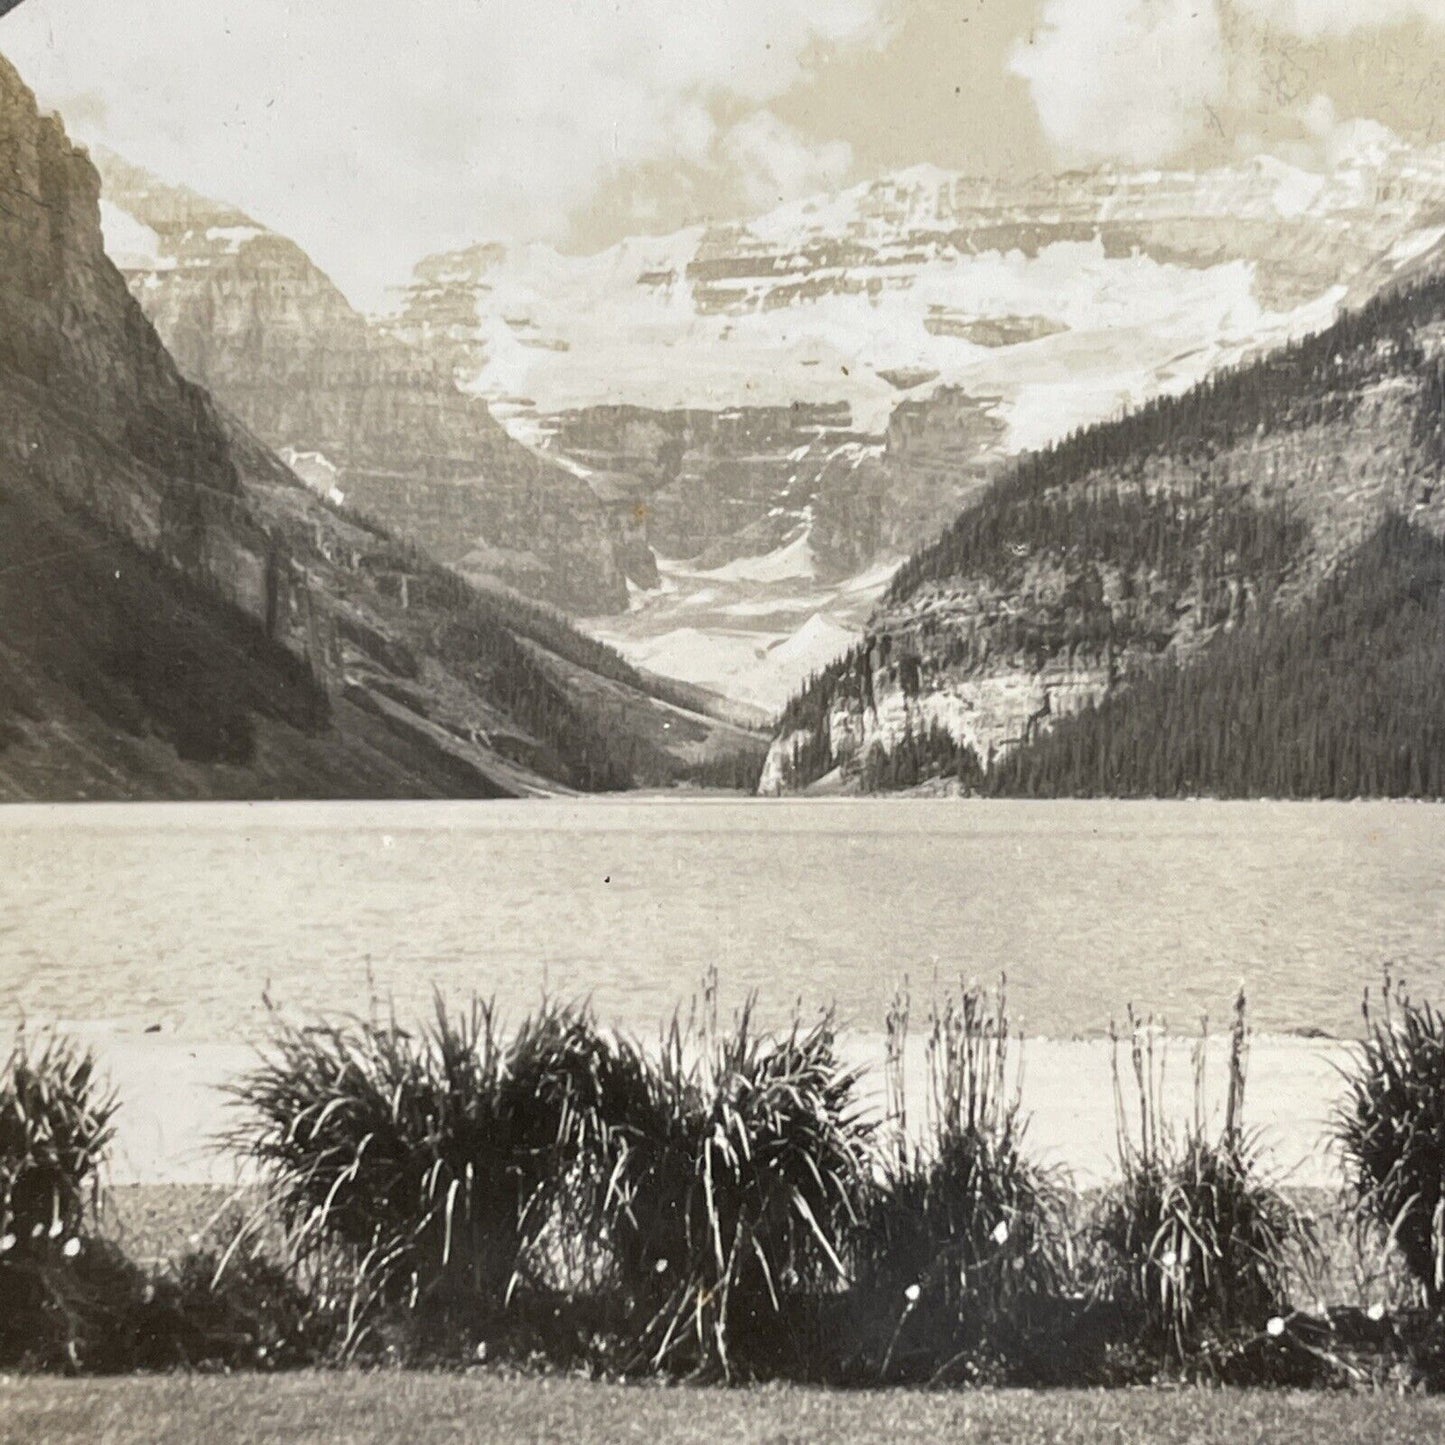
(14, 36), (1445, 798)
(96, 136), (1445, 729)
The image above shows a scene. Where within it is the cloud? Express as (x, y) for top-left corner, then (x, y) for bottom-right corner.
(0, 0), (888, 308)
(722, 111), (853, 211)
(1008, 0), (1228, 167)
(1294, 92), (1404, 167)
(1009, 0), (1445, 170)
(1233, 0), (1445, 37)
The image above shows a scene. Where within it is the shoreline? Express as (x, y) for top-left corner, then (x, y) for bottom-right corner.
(2, 795), (1441, 822)
(74, 1029), (1353, 1190)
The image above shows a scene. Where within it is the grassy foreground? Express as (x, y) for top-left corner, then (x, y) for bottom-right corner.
(4, 1374), (1445, 1445)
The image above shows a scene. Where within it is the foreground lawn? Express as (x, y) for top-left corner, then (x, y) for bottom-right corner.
(4, 1374), (1445, 1444)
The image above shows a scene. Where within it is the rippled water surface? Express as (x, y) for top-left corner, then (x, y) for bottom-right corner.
(2, 799), (1442, 1041)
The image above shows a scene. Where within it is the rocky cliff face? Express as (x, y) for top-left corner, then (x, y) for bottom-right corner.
(683, 159), (1445, 315)
(544, 389), (1006, 584)
(0, 75), (237, 544)
(546, 402), (862, 567)
(808, 388), (1009, 576)
(93, 153), (634, 615)
(0, 55), (761, 800)
(762, 279), (1445, 793)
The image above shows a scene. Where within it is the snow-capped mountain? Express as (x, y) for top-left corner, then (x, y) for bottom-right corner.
(388, 144), (1445, 710)
(392, 148), (1445, 440)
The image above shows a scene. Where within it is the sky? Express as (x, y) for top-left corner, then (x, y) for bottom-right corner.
(2, 0), (1445, 310)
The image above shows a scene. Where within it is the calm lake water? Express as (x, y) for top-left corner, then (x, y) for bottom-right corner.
(2, 798), (1443, 1043)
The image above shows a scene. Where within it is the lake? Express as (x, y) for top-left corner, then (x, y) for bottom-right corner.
(2, 798), (1442, 1043)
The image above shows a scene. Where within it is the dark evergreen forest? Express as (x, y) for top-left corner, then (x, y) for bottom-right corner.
(853, 516), (1445, 799)
(886, 270), (1445, 605)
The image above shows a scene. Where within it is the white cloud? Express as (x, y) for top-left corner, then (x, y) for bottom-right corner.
(1008, 0), (1228, 167)
(722, 111), (853, 211)
(1234, 0), (1445, 37)
(0, 0), (888, 309)
(1296, 93), (1404, 168)
(1010, 0), (1445, 170)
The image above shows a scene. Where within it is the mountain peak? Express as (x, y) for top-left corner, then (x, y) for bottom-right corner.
(95, 151), (641, 615)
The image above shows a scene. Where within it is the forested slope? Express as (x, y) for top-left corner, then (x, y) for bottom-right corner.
(763, 268), (1445, 797)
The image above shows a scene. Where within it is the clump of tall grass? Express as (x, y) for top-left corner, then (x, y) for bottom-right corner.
(0, 1031), (116, 1259)
(224, 996), (621, 1356)
(851, 978), (1072, 1383)
(1093, 993), (1311, 1362)
(1335, 971), (1445, 1310)
(589, 976), (874, 1380)
(0, 1031), (118, 1368)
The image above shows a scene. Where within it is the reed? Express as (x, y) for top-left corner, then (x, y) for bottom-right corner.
(853, 978), (1072, 1383)
(1093, 992), (1310, 1358)
(0, 1030), (119, 1368)
(0, 1031), (116, 1261)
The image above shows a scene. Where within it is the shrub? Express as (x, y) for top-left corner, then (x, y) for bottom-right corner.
(225, 997), (615, 1356)
(590, 981), (874, 1380)
(2, 1234), (330, 1374)
(850, 979), (1073, 1383)
(1092, 993), (1311, 1361)
(130, 1244), (328, 1370)
(1336, 972), (1445, 1309)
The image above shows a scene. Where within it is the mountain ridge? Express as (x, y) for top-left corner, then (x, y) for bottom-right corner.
(73, 93), (1445, 741)
(394, 144), (1445, 435)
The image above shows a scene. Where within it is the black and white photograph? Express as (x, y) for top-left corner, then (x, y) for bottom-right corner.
(3, 1), (1445, 1439)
